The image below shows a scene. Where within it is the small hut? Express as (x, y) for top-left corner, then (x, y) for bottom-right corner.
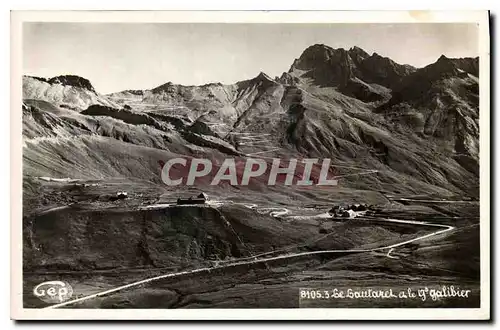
(197, 192), (209, 201)
(176, 192), (208, 205)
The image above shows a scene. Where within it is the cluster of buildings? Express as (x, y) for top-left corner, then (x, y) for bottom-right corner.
(328, 204), (372, 218)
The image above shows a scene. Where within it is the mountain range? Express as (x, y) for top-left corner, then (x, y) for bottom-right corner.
(22, 44), (480, 198)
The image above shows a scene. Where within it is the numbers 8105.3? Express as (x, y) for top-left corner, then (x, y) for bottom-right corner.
(300, 289), (330, 299)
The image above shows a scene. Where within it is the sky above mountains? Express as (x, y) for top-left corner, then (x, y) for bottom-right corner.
(23, 22), (478, 94)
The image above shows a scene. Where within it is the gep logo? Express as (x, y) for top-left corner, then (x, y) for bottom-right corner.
(33, 281), (73, 303)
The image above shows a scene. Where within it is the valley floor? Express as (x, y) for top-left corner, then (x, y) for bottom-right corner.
(22, 178), (480, 309)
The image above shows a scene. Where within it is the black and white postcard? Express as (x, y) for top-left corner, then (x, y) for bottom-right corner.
(10, 10), (490, 320)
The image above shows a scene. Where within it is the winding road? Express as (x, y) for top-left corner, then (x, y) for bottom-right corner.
(44, 200), (455, 309)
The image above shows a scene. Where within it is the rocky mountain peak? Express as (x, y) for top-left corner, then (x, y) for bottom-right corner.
(301, 43), (334, 55)
(437, 54), (449, 62)
(384, 53), (479, 112)
(47, 75), (97, 93)
(293, 44), (346, 69)
(432, 55), (479, 77)
(284, 44), (416, 92)
(424, 56), (462, 79)
(236, 71), (279, 91)
(366, 52), (400, 67)
(151, 81), (176, 94)
(348, 46), (370, 62)
(255, 71), (276, 83)
(286, 45), (357, 87)
(24, 75), (48, 83)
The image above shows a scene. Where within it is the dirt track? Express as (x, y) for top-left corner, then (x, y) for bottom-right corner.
(45, 201), (455, 309)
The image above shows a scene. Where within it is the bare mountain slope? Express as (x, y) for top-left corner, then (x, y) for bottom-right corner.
(23, 75), (119, 111)
(380, 55), (479, 175)
(278, 44), (416, 102)
(22, 45), (479, 198)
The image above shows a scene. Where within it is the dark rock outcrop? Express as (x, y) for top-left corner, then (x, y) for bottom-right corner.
(281, 44), (416, 91)
(48, 75), (97, 93)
